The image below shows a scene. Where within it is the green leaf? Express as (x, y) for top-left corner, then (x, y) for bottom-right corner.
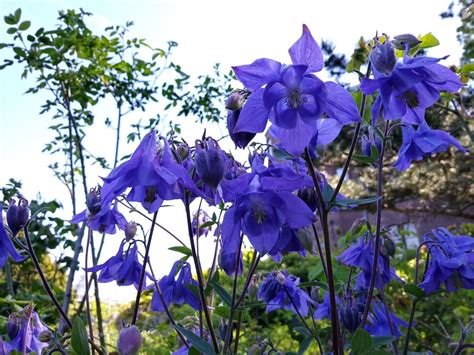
(7, 27), (17, 35)
(4, 15), (16, 25)
(352, 154), (377, 165)
(298, 337), (314, 354)
(299, 280), (328, 289)
(351, 329), (372, 355)
(460, 63), (474, 73)
(176, 325), (216, 354)
(418, 33), (439, 49)
(322, 183), (335, 204)
(294, 326), (312, 337)
(335, 195), (380, 208)
(18, 21), (31, 31)
(199, 221), (214, 229)
(371, 335), (395, 347)
(71, 316), (90, 355)
(168, 245), (192, 256)
(404, 284), (425, 299)
(13, 8), (21, 23)
(209, 280), (232, 306)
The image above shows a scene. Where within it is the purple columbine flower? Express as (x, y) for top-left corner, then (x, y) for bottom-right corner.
(4, 305), (49, 354)
(87, 240), (149, 288)
(6, 197), (29, 237)
(314, 291), (341, 320)
(0, 205), (25, 268)
(365, 302), (407, 339)
(100, 131), (199, 213)
(71, 201), (127, 235)
(393, 121), (466, 171)
(361, 39), (462, 125)
(337, 234), (399, 289)
(258, 271), (315, 316)
(418, 228), (474, 294)
(151, 260), (200, 312)
(195, 138), (226, 190)
(232, 25), (360, 154)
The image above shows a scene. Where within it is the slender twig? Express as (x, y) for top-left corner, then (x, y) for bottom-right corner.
(304, 149), (342, 354)
(283, 286), (315, 339)
(184, 194), (219, 351)
(131, 212), (158, 325)
(311, 224), (328, 282)
(223, 233), (244, 352)
(89, 233), (106, 352)
(113, 104), (123, 168)
(360, 121), (390, 327)
(84, 229), (95, 355)
(23, 224), (72, 328)
(232, 310), (244, 354)
(329, 62), (372, 205)
(377, 273), (399, 354)
(233, 253), (260, 311)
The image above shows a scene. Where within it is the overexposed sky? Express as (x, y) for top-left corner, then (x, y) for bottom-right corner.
(0, 0), (464, 302)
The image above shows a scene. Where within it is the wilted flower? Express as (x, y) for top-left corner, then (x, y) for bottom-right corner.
(4, 305), (49, 354)
(0, 205), (25, 268)
(151, 260), (200, 312)
(87, 241), (149, 288)
(258, 271), (315, 316)
(6, 197), (29, 237)
(117, 325), (142, 355)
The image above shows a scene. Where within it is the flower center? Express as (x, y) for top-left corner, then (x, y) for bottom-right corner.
(145, 187), (157, 203)
(252, 203), (267, 224)
(402, 90), (419, 109)
(285, 89), (306, 109)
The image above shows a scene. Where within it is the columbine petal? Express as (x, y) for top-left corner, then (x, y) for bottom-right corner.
(234, 88), (269, 133)
(288, 24), (324, 72)
(324, 82), (361, 124)
(232, 58), (282, 91)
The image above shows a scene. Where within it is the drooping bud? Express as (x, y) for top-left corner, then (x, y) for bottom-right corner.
(297, 226), (316, 254)
(297, 187), (318, 212)
(195, 138), (225, 190)
(117, 326), (142, 355)
(341, 303), (361, 333)
(370, 39), (396, 76)
(226, 110), (256, 149)
(6, 197), (29, 237)
(382, 236), (396, 257)
(310, 286), (321, 303)
(225, 90), (247, 111)
(248, 275), (259, 302)
(393, 33), (421, 50)
(349, 217), (367, 237)
(125, 222), (137, 241)
(86, 187), (102, 216)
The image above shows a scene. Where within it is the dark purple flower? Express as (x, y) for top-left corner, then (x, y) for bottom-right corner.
(222, 189), (314, 255)
(227, 109), (256, 149)
(419, 228), (474, 294)
(258, 271), (315, 316)
(6, 197), (29, 237)
(337, 234), (399, 289)
(101, 131), (198, 213)
(0, 206), (25, 268)
(71, 202), (127, 235)
(393, 122), (466, 171)
(151, 260), (200, 312)
(195, 138), (226, 190)
(87, 241), (148, 288)
(365, 302), (407, 339)
(361, 44), (462, 125)
(340, 301), (361, 333)
(370, 39), (396, 76)
(117, 326), (142, 355)
(5, 305), (49, 354)
(86, 186), (102, 216)
(232, 25), (360, 154)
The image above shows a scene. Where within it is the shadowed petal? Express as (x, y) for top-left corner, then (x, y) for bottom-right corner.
(288, 24), (324, 72)
(234, 88), (270, 133)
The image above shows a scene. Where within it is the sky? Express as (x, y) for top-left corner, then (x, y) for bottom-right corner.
(0, 0), (464, 302)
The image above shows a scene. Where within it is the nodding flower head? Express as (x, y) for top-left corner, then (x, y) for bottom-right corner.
(125, 221), (138, 241)
(195, 138), (226, 190)
(86, 186), (102, 216)
(117, 325), (143, 355)
(225, 89), (248, 111)
(7, 197), (29, 237)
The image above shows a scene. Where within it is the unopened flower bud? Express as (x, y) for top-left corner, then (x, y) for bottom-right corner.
(86, 187), (102, 216)
(382, 236), (396, 257)
(226, 110), (256, 149)
(370, 40), (396, 76)
(195, 138), (225, 190)
(6, 319), (20, 340)
(117, 326), (142, 355)
(248, 275), (259, 302)
(176, 143), (190, 161)
(297, 226), (316, 254)
(125, 222), (137, 241)
(341, 304), (361, 333)
(349, 218), (367, 236)
(37, 330), (52, 343)
(7, 198), (29, 237)
(225, 90), (246, 111)
(393, 34), (421, 50)
(310, 286), (321, 303)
